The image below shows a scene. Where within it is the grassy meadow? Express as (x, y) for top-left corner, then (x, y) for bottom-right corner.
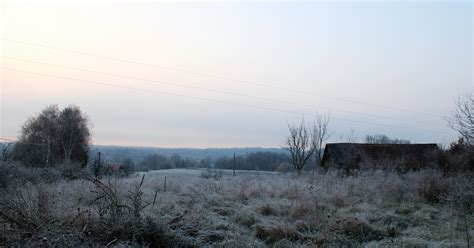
(0, 164), (472, 247)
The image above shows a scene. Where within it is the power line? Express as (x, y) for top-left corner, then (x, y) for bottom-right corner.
(2, 66), (308, 116)
(0, 137), (46, 146)
(2, 38), (444, 119)
(4, 56), (315, 108)
(2, 66), (451, 134)
(2, 56), (441, 126)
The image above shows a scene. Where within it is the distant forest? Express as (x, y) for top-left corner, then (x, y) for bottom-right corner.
(90, 145), (291, 172)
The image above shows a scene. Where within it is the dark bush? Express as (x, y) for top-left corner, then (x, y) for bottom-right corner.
(255, 223), (303, 244)
(87, 217), (180, 247)
(416, 171), (448, 203)
(338, 218), (386, 242)
(57, 162), (90, 180)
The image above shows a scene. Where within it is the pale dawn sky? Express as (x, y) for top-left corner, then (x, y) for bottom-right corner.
(1, 1), (472, 148)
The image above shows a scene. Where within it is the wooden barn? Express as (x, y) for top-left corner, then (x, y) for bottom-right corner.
(321, 143), (439, 170)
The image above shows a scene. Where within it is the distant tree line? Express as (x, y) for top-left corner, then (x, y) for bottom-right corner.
(364, 134), (410, 144)
(132, 151), (291, 172)
(89, 153), (135, 177)
(135, 153), (203, 171)
(214, 151), (291, 171)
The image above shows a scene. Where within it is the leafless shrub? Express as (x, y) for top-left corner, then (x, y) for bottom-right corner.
(127, 174), (147, 218)
(87, 174), (149, 222)
(0, 161), (20, 188)
(201, 168), (223, 179)
(378, 175), (410, 206)
(0, 183), (53, 242)
(444, 177), (474, 215)
(416, 170), (448, 203)
(0, 161), (89, 188)
(84, 175), (191, 246)
(88, 216), (180, 247)
(195, 180), (223, 195)
(440, 173), (474, 248)
(57, 161), (90, 180)
(88, 177), (125, 222)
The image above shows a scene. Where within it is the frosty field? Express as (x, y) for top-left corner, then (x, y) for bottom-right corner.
(1, 165), (472, 247)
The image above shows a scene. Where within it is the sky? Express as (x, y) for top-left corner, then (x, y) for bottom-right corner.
(0, 1), (472, 148)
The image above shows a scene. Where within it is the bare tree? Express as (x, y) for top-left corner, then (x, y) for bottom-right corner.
(312, 113), (331, 169)
(347, 129), (357, 143)
(285, 113), (331, 175)
(285, 119), (315, 175)
(450, 93), (474, 145)
(365, 134), (410, 144)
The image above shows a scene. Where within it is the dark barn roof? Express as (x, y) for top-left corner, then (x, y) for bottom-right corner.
(322, 143), (439, 169)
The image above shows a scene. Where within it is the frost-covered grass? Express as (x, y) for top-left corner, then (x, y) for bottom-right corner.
(1, 166), (473, 247)
(140, 168), (278, 177)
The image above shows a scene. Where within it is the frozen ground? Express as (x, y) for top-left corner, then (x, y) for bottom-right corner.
(1, 166), (472, 247)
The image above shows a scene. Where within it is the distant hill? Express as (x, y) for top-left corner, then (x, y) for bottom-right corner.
(90, 145), (287, 163)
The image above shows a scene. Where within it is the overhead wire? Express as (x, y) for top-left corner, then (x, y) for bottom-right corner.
(0, 137), (47, 146)
(2, 55), (441, 126)
(2, 66), (452, 135)
(1, 38), (444, 119)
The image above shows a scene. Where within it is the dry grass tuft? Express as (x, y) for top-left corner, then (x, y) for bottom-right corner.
(255, 222), (324, 246)
(257, 202), (276, 216)
(338, 217), (386, 242)
(255, 222), (302, 244)
(234, 210), (257, 227)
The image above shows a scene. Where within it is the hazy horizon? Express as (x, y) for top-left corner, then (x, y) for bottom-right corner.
(1, 1), (472, 148)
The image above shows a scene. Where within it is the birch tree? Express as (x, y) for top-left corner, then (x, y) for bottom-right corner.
(15, 105), (91, 166)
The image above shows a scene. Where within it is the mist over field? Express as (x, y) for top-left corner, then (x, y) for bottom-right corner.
(91, 145), (287, 162)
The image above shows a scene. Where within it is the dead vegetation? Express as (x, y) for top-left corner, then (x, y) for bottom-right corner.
(0, 161), (473, 247)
